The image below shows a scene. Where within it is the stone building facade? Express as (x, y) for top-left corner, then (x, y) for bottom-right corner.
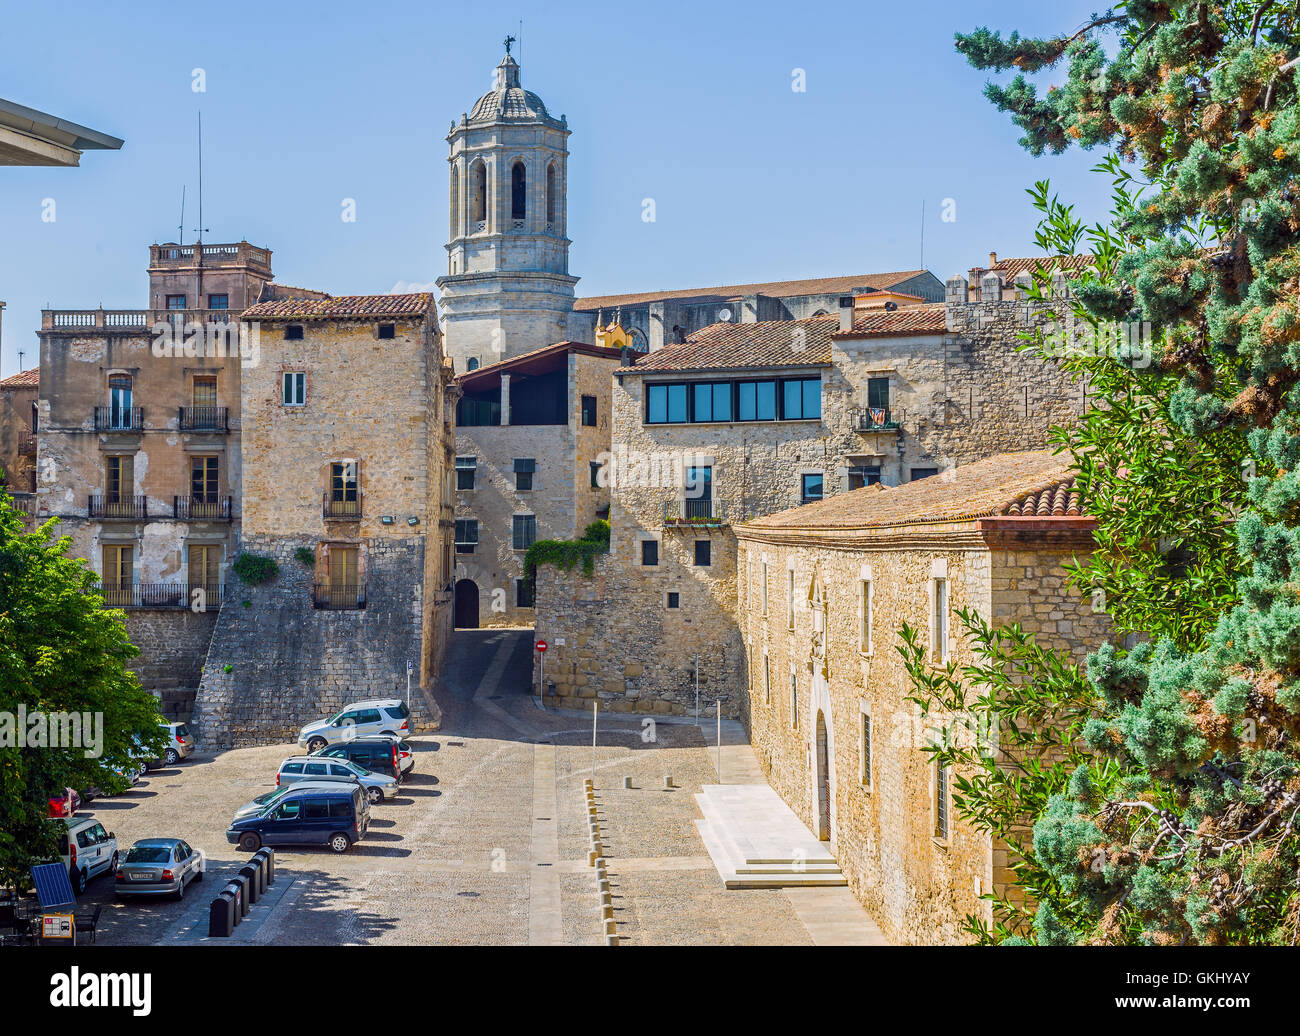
(451, 340), (621, 629)
(531, 267), (1089, 715)
(0, 366), (39, 510)
(190, 292), (457, 746)
(734, 451), (1111, 944)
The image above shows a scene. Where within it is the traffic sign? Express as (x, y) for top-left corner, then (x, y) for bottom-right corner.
(536, 639), (548, 653)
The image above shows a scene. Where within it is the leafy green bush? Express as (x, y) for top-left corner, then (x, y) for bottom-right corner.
(293, 546), (316, 567)
(232, 551), (278, 586)
(524, 520), (610, 579)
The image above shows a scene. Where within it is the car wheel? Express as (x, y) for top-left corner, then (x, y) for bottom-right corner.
(108, 850), (119, 875)
(164, 748), (179, 765)
(174, 876), (185, 901)
(366, 786), (383, 805)
(71, 867), (86, 895)
(328, 833), (351, 854)
(307, 737), (327, 752)
(238, 833), (261, 852)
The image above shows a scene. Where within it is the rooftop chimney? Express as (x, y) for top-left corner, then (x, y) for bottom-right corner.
(989, 251), (998, 268)
(838, 296), (854, 332)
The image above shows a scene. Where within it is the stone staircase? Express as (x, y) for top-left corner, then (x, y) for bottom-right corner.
(694, 784), (847, 888)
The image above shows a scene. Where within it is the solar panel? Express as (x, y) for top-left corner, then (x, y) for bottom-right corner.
(31, 862), (76, 908)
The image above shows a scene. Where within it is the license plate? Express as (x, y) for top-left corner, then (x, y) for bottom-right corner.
(132, 872), (157, 881)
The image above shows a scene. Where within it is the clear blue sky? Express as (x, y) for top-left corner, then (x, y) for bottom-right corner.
(0, 0), (1111, 377)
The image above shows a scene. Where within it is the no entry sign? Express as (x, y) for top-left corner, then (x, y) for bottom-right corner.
(536, 639), (548, 653)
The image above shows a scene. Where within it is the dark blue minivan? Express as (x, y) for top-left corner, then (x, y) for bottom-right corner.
(226, 784), (368, 854)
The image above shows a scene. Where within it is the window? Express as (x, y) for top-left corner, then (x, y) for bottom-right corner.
(516, 575), (535, 608)
(790, 672), (798, 729)
(641, 539), (659, 567)
(761, 562), (769, 616)
(377, 323), (396, 340)
(684, 465), (712, 519)
(455, 456), (477, 490)
(512, 514), (537, 551)
(105, 454), (132, 501)
(801, 473), (824, 505)
(781, 378), (822, 420)
(646, 383), (688, 424)
(467, 357), (480, 371)
(737, 380), (777, 421)
(589, 461), (601, 489)
(188, 545), (220, 598)
(867, 376), (890, 411)
(511, 160), (527, 221)
(330, 462), (359, 516)
(666, 592), (680, 609)
(304, 762), (328, 777)
(166, 294), (186, 310)
(470, 159), (487, 224)
(581, 395), (597, 426)
(454, 519), (478, 554)
(513, 458), (535, 492)
(191, 456), (219, 509)
(326, 547), (360, 603)
(693, 539), (711, 567)
(329, 799), (352, 818)
(763, 654), (771, 704)
(932, 577), (949, 663)
(859, 580), (873, 653)
(860, 711), (873, 788)
(207, 293), (229, 310)
(848, 465), (881, 490)
(193, 375), (217, 406)
(935, 764), (950, 840)
(284, 324), (304, 340)
(691, 381), (732, 422)
(282, 762), (304, 775)
(102, 543), (133, 591)
(787, 569), (796, 629)
(546, 162), (558, 224)
(282, 371), (306, 406)
(107, 374), (133, 428)
(911, 467), (940, 481)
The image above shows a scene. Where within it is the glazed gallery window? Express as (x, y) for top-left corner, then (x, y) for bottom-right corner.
(282, 371), (306, 406)
(454, 519), (478, 554)
(645, 376), (821, 424)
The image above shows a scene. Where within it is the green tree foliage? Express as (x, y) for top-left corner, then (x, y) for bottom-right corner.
(524, 520), (611, 579)
(908, 1), (1300, 944)
(232, 551), (278, 585)
(0, 498), (167, 888)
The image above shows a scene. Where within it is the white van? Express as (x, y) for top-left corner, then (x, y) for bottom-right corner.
(59, 816), (119, 895)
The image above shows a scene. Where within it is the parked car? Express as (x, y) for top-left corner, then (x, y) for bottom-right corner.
(277, 756), (397, 804)
(47, 789), (82, 818)
(310, 737), (405, 781)
(231, 780), (365, 821)
(297, 699), (412, 751)
(83, 759), (145, 800)
(58, 816), (118, 894)
(114, 838), (204, 900)
(226, 785), (369, 853)
(143, 722), (195, 768)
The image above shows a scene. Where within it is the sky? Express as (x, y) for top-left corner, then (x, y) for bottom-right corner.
(0, 0), (1113, 378)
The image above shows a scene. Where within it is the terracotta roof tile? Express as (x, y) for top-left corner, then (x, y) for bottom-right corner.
(241, 293), (434, 321)
(574, 270), (933, 312)
(627, 316), (837, 374)
(834, 302), (947, 339)
(979, 255), (1094, 284)
(739, 451), (1082, 532)
(0, 368), (39, 389)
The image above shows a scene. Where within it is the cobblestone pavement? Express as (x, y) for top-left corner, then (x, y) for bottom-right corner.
(73, 628), (873, 945)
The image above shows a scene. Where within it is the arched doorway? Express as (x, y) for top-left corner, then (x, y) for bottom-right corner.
(815, 710), (831, 840)
(454, 579), (479, 628)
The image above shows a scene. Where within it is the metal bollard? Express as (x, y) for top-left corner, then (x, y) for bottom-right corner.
(208, 890), (236, 937)
(622, 776), (632, 789)
(663, 775), (674, 789)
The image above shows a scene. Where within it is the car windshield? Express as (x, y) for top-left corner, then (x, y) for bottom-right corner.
(338, 760), (368, 777)
(253, 788), (287, 806)
(126, 846), (171, 863)
(325, 709), (346, 725)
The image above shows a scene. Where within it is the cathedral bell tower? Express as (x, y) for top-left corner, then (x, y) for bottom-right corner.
(437, 41), (579, 371)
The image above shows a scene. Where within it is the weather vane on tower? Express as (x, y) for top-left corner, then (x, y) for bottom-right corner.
(503, 34), (515, 56)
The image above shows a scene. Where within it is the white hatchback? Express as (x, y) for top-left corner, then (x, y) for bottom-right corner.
(59, 816), (119, 895)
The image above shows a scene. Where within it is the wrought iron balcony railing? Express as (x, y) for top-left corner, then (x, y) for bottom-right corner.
(323, 493), (363, 520)
(173, 495), (232, 521)
(312, 583), (367, 610)
(94, 582), (224, 610)
(94, 407), (143, 432)
(178, 405), (229, 432)
(18, 432), (37, 456)
(88, 495), (148, 520)
(854, 407), (899, 432)
(663, 499), (728, 527)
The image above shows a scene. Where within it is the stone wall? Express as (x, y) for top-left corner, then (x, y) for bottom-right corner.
(190, 534), (436, 747)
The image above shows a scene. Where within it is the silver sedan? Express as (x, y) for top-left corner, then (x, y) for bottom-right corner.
(114, 838), (204, 900)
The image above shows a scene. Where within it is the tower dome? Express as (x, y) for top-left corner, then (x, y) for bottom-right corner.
(468, 55), (557, 124)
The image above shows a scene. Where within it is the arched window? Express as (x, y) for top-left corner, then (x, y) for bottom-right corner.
(470, 160), (487, 226)
(546, 162), (558, 225)
(467, 357), (480, 371)
(511, 161), (527, 222)
(449, 166), (459, 237)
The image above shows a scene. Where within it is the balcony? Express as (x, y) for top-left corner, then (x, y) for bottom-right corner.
(312, 583), (367, 610)
(663, 499), (728, 528)
(323, 493), (363, 521)
(43, 309), (240, 332)
(178, 405), (229, 432)
(88, 495), (148, 520)
(149, 241), (271, 270)
(7, 492), (36, 518)
(18, 432), (36, 456)
(94, 582), (225, 610)
(94, 407), (143, 432)
(173, 495), (232, 521)
(854, 407), (900, 432)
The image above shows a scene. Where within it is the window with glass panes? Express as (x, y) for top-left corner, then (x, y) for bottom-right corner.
(801, 472), (823, 504)
(512, 514), (536, 550)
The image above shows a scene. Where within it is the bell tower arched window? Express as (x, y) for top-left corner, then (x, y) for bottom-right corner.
(470, 160), (487, 227)
(450, 166), (460, 237)
(546, 162), (558, 225)
(511, 161), (527, 222)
